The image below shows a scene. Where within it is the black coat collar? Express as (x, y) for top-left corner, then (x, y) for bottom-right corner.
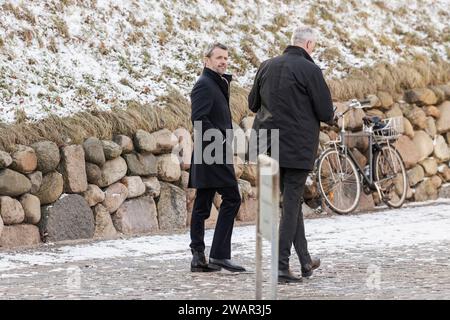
(203, 67), (232, 83)
(202, 67), (232, 102)
(283, 46), (315, 64)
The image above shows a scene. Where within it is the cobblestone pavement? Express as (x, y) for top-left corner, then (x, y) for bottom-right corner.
(1, 201), (449, 300)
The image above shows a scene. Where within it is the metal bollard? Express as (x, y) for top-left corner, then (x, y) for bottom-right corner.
(256, 154), (280, 300)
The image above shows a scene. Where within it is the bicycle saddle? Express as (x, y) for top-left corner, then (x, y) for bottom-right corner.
(363, 116), (385, 128)
(363, 115), (380, 124)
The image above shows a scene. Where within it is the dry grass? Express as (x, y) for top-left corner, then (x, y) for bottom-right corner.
(217, 0), (234, 16)
(333, 26), (349, 42)
(379, 34), (396, 49)
(127, 31), (146, 45)
(164, 11), (174, 34)
(237, 24), (252, 33)
(348, 0), (357, 8)
(119, 78), (133, 88)
(119, 55), (141, 78)
(1, 55), (449, 150)
(273, 13), (289, 28)
(335, 2), (348, 13)
(320, 47), (342, 61)
(357, 11), (369, 19)
(158, 31), (170, 46)
(442, 29), (450, 43)
(76, 86), (90, 97)
(2, 3), (20, 16)
(0, 103), (163, 151)
(19, 29), (34, 45)
(127, 13), (148, 27)
(60, 0), (73, 6)
(397, 6), (408, 16)
(0, 83), (252, 151)
(0, 89), (189, 150)
(267, 33), (289, 58)
(303, 6), (317, 25)
(142, 50), (152, 65)
(47, 37), (58, 53)
(2, 3), (36, 25)
(14, 109), (28, 124)
(180, 16), (201, 31)
(98, 41), (109, 55)
(156, 88), (192, 130)
(439, 9), (449, 18)
(229, 84), (252, 122)
(267, 13), (289, 33)
(350, 37), (374, 57)
(373, 1), (388, 10)
(241, 38), (260, 68)
(393, 25), (405, 36)
(319, 7), (335, 22)
(87, 0), (98, 9)
(416, 25), (439, 43)
(403, 32), (424, 46)
(327, 57), (450, 101)
(228, 47), (249, 76)
(53, 17), (70, 39)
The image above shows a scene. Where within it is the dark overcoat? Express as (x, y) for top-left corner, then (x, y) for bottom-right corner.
(248, 46), (334, 170)
(188, 68), (237, 189)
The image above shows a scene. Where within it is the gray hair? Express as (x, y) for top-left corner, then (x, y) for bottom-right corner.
(291, 26), (317, 45)
(204, 42), (228, 58)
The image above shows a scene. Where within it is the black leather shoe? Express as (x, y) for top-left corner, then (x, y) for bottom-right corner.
(209, 258), (246, 272)
(301, 257), (321, 278)
(191, 250), (221, 272)
(278, 269), (302, 283)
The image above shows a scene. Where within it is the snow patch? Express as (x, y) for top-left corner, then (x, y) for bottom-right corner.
(0, 202), (449, 272)
(0, 0), (448, 123)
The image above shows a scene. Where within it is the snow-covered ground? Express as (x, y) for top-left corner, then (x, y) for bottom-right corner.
(0, 0), (449, 123)
(1, 200), (449, 273)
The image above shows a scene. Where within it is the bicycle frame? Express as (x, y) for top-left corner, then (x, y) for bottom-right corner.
(315, 98), (407, 212)
(337, 105), (380, 191)
(340, 138), (378, 190)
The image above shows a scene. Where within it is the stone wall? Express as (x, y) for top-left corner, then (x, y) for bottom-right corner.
(0, 124), (258, 249)
(239, 85), (450, 213)
(1, 84), (450, 249)
(303, 85), (450, 211)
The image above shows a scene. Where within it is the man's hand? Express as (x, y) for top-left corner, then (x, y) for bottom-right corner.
(325, 112), (339, 126)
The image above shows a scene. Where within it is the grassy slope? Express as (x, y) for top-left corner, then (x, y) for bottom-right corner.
(0, 0), (449, 149)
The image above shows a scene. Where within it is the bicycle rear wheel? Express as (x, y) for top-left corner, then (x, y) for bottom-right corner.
(373, 144), (407, 208)
(317, 149), (361, 214)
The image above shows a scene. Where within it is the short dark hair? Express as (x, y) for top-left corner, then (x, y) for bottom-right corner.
(204, 42), (228, 58)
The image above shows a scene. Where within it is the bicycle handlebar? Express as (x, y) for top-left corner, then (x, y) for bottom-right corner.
(333, 98), (373, 119)
(359, 99), (371, 105)
(348, 98), (371, 109)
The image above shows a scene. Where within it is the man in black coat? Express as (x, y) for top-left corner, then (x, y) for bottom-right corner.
(188, 43), (246, 273)
(248, 27), (334, 283)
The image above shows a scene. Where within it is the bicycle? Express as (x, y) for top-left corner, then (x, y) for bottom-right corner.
(315, 99), (408, 214)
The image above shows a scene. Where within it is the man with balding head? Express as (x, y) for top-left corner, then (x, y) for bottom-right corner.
(249, 26), (334, 283)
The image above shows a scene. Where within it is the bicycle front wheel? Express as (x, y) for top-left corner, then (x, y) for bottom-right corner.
(374, 144), (407, 208)
(317, 149), (361, 214)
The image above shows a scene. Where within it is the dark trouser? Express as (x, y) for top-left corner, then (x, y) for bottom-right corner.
(279, 167), (312, 271)
(190, 185), (241, 259)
